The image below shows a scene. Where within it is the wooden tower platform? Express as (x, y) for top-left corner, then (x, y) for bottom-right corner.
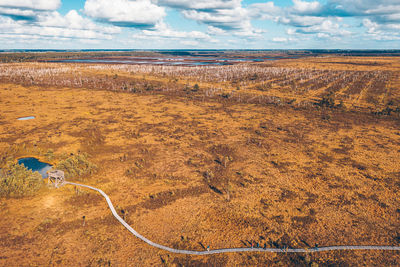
(47, 170), (65, 188)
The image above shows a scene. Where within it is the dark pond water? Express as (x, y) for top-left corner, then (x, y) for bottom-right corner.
(17, 116), (35, 120)
(18, 157), (52, 178)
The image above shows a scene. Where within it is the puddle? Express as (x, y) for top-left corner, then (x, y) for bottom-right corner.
(18, 157), (52, 178)
(17, 116), (35, 120)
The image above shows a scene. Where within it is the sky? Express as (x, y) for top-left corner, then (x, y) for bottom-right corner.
(0, 0), (399, 49)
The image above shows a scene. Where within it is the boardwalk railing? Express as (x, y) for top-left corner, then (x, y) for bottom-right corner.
(64, 181), (400, 255)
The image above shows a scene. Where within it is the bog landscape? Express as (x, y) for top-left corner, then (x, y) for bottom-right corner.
(0, 50), (399, 266)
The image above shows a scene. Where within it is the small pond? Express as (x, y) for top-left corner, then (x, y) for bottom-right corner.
(18, 157), (52, 178)
(17, 116), (35, 120)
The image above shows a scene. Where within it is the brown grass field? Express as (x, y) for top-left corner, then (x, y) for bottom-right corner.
(0, 55), (399, 266)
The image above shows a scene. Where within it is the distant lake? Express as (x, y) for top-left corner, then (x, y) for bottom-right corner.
(51, 56), (276, 66)
(18, 157), (52, 178)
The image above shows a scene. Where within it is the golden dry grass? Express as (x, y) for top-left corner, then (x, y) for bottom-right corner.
(0, 57), (399, 266)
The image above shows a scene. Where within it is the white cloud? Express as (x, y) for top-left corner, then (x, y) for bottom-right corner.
(292, 0), (321, 14)
(248, 1), (347, 40)
(290, 19), (352, 38)
(180, 40), (198, 46)
(317, 0), (400, 41)
(207, 26), (227, 35)
(246, 1), (355, 41)
(130, 21), (227, 47)
(157, 0), (240, 10)
(0, 0), (60, 19)
(287, 28), (296, 35)
(288, 0), (400, 37)
(0, 0), (60, 10)
(232, 24), (265, 38)
(276, 14), (325, 27)
(84, 0), (165, 28)
(156, 0), (263, 38)
(182, 7), (263, 37)
(1, 0), (399, 48)
(182, 7), (247, 30)
(248, 1), (280, 20)
(309, 20), (347, 33)
(316, 32), (330, 38)
(0, 10), (121, 43)
(363, 18), (400, 40)
(323, 0), (400, 18)
(0, 7), (36, 19)
(130, 22), (222, 47)
(37, 10), (120, 34)
(0, 0), (124, 46)
(140, 22), (211, 40)
(272, 37), (288, 42)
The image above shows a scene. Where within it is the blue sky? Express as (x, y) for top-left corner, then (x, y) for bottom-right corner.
(0, 0), (399, 49)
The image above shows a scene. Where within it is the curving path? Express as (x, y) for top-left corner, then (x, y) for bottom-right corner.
(64, 181), (400, 255)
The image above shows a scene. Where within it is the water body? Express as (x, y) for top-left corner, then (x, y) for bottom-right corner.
(17, 116), (35, 120)
(53, 56), (272, 66)
(18, 157), (52, 178)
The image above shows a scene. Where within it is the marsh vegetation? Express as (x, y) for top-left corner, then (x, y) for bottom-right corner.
(0, 161), (43, 197)
(0, 53), (399, 266)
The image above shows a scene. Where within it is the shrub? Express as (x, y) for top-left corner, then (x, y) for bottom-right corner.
(203, 169), (214, 182)
(220, 93), (231, 99)
(56, 153), (97, 180)
(45, 149), (55, 161)
(318, 92), (335, 108)
(0, 161), (43, 197)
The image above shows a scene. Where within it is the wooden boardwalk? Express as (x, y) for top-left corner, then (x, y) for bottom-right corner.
(65, 182), (400, 255)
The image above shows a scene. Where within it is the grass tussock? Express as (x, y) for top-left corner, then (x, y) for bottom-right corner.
(55, 153), (97, 180)
(0, 161), (43, 197)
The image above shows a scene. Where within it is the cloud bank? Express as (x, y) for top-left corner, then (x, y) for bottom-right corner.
(0, 0), (399, 48)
